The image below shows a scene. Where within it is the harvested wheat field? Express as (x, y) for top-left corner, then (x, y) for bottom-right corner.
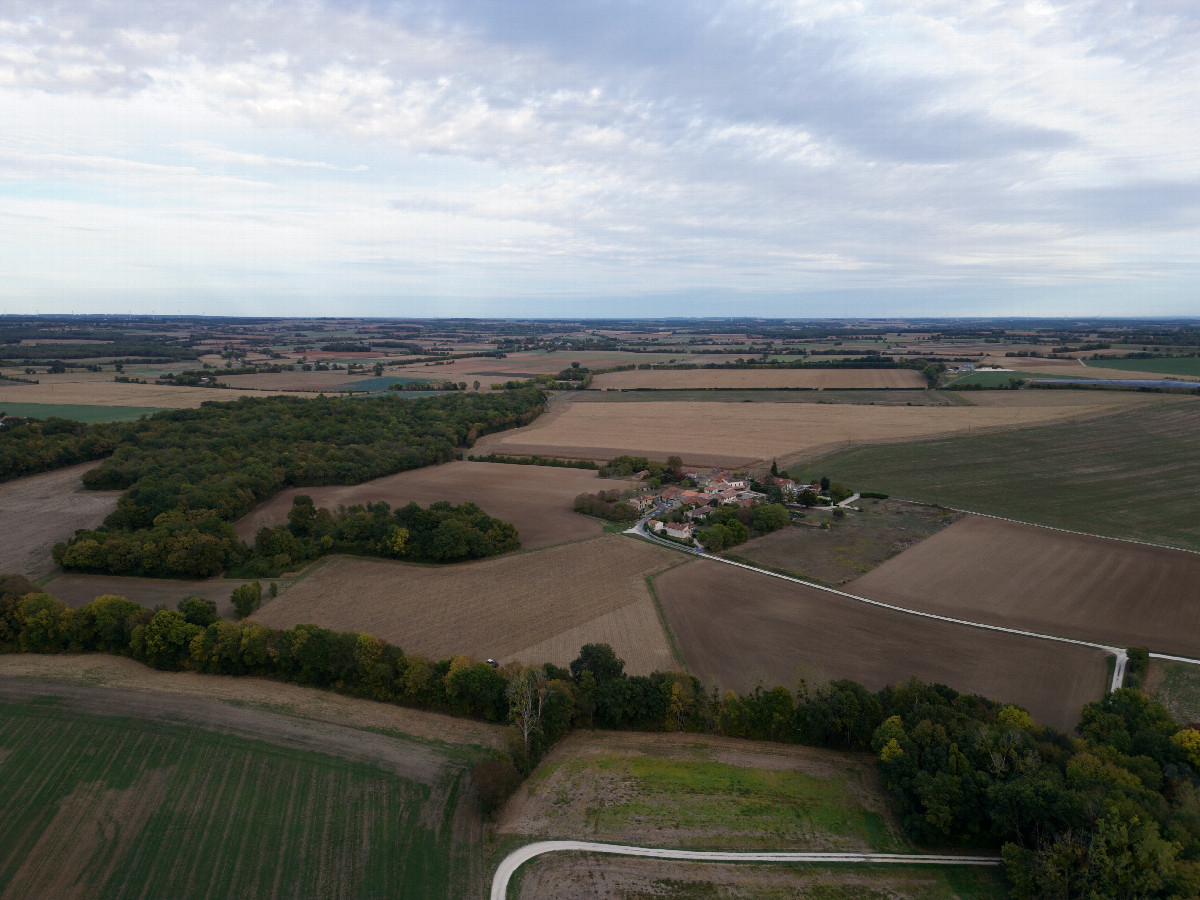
(252, 535), (679, 672)
(591, 368), (927, 390)
(473, 393), (1157, 467)
(655, 559), (1105, 730)
(40, 574), (246, 619)
(849, 516), (1200, 657)
(0, 463), (120, 577)
(0, 377), (310, 409)
(236, 461), (613, 548)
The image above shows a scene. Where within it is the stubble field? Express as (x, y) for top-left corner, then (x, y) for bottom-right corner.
(38, 573), (246, 618)
(0, 375), (312, 409)
(251, 535), (679, 673)
(654, 559), (1105, 730)
(0, 463), (120, 578)
(0, 680), (487, 899)
(236, 460), (612, 548)
(473, 391), (1163, 467)
(591, 368), (928, 390)
(848, 516), (1200, 657)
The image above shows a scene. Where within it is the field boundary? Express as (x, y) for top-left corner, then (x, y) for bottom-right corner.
(491, 841), (1002, 900)
(625, 523), (1135, 689)
(892, 501), (1200, 558)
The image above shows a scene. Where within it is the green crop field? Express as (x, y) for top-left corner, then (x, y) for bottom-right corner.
(0, 401), (166, 423)
(794, 400), (1200, 551)
(0, 697), (479, 899)
(943, 370), (1043, 388)
(1083, 357), (1200, 377)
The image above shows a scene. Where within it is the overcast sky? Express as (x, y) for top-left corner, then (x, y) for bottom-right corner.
(1, 0), (1197, 318)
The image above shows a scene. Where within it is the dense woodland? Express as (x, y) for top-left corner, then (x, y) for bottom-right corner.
(0, 572), (1193, 898)
(0, 417), (123, 481)
(31, 389), (545, 578)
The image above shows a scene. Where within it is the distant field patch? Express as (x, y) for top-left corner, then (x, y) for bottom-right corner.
(236, 460), (611, 549)
(794, 400), (1200, 551)
(729, 500), (963, 585)
(591, 368), (928, 390)
(41, 573), (245, 619)
(1082, 356), (1200, 378)
(473, 393), (1159, 468)
(0, 378), (310, 408)
(572, 389), (966, 406)
(654, 559), (1105, 730)
(0, 695), (479, 899)
(849, 516), (1200, 657)
(252, 535), (678, 673)
(0, 402), (164, 423)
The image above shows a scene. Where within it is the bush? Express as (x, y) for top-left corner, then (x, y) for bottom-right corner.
(472, 752), (523, 816)
(231, 581), (262, 619)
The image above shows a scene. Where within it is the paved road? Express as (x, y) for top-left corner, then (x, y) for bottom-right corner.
(491, 841), (1001, 899)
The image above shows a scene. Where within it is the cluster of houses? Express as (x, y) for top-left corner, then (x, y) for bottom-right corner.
(633, 468), (821, 543)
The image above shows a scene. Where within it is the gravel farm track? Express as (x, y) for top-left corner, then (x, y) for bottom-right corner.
(848, 515), (1200, 658)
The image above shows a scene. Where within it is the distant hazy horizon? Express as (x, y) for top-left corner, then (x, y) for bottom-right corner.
(2, 1), (1197, 318)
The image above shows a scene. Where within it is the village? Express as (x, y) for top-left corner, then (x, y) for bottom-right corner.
(630, 468), (856, 545)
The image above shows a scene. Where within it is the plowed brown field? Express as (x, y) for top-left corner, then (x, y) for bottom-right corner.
(0, 463), (120, 577)
(251, 536), (679, 672)
(235, 460), (613, 548)
(849, 516), (1200, 657)
(591, 368), (927, 390)
(473, 393), (1156, 467)
(655, 559), (1105, 730)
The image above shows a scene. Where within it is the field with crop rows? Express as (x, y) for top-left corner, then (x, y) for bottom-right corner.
(590, 368), (928, 390)
(1081, 357), (1200, 378)
(849, 516), (1200, 656)
(0, 691), (483, 899)
(474, 391), (1162, 468)
(654, 559), (1106, 730)
(794, 400), (1200, 551)
(252, 535), (679, 673)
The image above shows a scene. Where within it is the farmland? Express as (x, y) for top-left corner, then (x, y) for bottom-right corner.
(573, 388), (968, 406)
(590, 368), (928, 390)
(654, 559), (1106, 730)
(1081, 356), (1200, 378)
(728, 500), (963, 586)
(499, 730), (901, 851)
(39, 573), (247, 619)
(236, 460), (613, 549)
(474, 390), (1164, 468)
(0, 679), (488, 899)
(0, 402), (165, 423)
(501, 731), (1005, 900)
(848, 516), (1200, 657)
(794, 399), (1200, 551)
(0, 463), (120, 577)
(251, 535), (679, 674)
(0, 376), (313, 409)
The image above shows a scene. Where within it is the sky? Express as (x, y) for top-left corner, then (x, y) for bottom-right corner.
(1, 0), (1197, 319)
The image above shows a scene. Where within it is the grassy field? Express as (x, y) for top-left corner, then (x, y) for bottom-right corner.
(727, 500), (963, 586)
(502, 730), (1007, 899)
(1082, 357), (1200, 377)
(794, 400), (1200, 551)
(0, 401), (165, 422)
(943, 370), (1045, 387)
(1147, 660), (1200, 725)
(0, 695), (482, 899)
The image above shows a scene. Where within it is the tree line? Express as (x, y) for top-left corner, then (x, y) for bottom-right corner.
(0, 572), (1196, 895)
(36, 389), (544, 578)
(239, 497), (520, 577)
(0, 416), (123, 483)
